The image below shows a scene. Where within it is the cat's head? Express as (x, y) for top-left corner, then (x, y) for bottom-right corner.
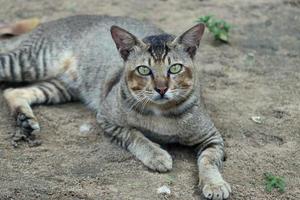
(111, 23), (205, 112)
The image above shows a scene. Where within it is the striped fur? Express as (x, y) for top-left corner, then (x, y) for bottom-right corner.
(3, 79), (75, 140)
(0, 40), (49, 82)
(98, 117), (172, 172)
(0, 15), (230, 199)
(3, 79), (75, 110)
(142, 34), (174, 63)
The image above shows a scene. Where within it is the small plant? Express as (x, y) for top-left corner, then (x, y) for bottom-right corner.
(197, 15), (231, 43)
(264, 172), (286, 193)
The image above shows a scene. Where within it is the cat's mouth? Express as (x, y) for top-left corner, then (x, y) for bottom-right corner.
(152, 95), (170, 104)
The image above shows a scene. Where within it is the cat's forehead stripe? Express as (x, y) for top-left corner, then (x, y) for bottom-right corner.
(167, 57), (171, 65)
(143, 34), (175, 63)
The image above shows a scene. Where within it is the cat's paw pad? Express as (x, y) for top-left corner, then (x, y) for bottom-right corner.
(11, 113), (41, 147)
(143, 148), (173, 173)
(202, 180), (231, 200)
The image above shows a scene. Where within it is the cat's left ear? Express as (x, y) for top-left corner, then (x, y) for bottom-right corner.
(111, 25), (147, 61)
(171, 23), (205, 59)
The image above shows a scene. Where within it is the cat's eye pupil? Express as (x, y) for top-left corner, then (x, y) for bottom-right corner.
(169, 64), (183, 74)
(137, 66), (151, 76)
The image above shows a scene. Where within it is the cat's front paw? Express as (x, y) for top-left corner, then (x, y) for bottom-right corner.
(201, 180), (231, 200)
(142, 148), (173, 173)
(11, 113), (41, 147)
(16, 113), (40, 132)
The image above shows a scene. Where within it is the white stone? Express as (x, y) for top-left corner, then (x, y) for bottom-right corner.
(251, 116), (263, 124)
(157, 185), (171, 195)
(79, 123), (92, 134)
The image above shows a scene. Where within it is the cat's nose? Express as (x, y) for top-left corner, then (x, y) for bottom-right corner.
(154, 87), (168, 96)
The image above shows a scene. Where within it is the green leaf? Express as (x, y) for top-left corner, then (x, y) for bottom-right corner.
(196, 15), (231, 43)
(264, 172), (286, 193)
(223, 23), (231, 31)
(218, 31), (228, 42)
(211, 26), (220, 35)
(198, 15), (212, 24)
(207, 18), (215, 26)
(266, 183), (273, 192)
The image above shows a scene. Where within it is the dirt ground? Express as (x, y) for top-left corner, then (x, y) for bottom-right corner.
(0, 0), (299, 199)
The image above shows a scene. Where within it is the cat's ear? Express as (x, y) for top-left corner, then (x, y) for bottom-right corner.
(171, 23), (205, 58)
(111, 25), (146, 61)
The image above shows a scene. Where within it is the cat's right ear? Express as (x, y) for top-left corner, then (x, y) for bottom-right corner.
(170, 23), (205, 59)
(111, 26), (146, 61)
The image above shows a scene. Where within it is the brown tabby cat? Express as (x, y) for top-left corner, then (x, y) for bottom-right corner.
(0, 15), (231, 199)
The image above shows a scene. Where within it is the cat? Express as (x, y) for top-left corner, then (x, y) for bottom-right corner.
(0, 15), (231, 199)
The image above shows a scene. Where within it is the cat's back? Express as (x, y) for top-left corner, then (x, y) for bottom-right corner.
(37, 15), (163, 55)
(39, 15), (162, 41)
(27, 15), (163, 69)
(46, 15), (162, 71)
(68, 15), (163, 69)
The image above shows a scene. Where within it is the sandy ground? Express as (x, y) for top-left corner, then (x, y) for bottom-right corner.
(0, 0), (299, 199)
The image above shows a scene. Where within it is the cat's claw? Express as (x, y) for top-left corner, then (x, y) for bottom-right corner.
(201, 180), (231, 200)
(11, 113), (41, 147)
(143, 148), (173, 173)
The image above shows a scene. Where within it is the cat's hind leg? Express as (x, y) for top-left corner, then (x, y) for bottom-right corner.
(3, 79), (75, 147)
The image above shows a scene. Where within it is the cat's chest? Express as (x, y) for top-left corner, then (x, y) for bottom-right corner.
(127, 112), (197, 143)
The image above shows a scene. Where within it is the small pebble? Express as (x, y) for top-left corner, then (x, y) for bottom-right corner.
(79, 123), (92, 134)
(251, 116), (263, 124)
(157, 185), (171, 195)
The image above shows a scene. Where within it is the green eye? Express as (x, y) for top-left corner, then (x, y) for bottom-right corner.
(136, 65), (152, 76)
(168, 64), (183, 74)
